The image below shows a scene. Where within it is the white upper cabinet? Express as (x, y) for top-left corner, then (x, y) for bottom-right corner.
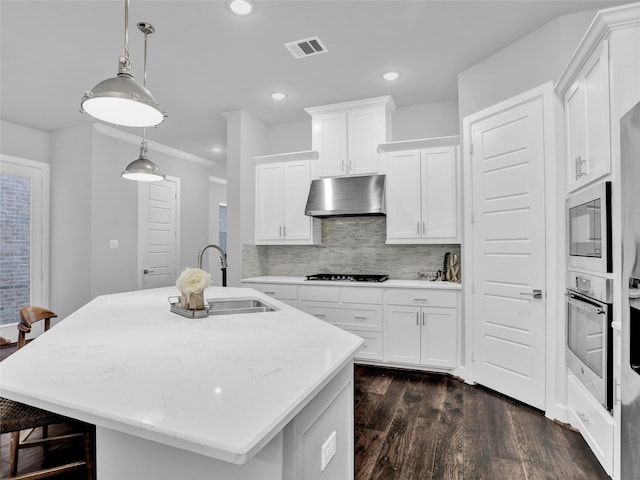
(380, 137), (460, 244)
(562, 40), (611, 192)
(305, 96), (395, 178)
(254, 151), (321, 245)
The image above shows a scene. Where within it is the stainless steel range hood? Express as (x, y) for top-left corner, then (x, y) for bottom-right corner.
(305, 174), (386, 217)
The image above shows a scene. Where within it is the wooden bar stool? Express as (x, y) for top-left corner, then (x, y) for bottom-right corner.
(0, 307), (95, 479)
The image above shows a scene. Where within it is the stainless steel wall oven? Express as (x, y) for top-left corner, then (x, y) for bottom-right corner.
(566, 269), (613, 412)
(567, 181), (612, 273)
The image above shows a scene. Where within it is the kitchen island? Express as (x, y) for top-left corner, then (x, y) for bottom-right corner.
(0, 286), (363, 479)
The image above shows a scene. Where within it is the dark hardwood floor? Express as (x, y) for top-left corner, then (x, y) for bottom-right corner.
(355, 365), (610, 480)
(1, 343), (609, 479)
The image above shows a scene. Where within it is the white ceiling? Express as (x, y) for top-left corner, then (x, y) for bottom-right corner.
(0, 0), (629, 174)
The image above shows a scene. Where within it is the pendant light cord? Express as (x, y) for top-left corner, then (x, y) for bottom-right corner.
(118, 0), (132, 75)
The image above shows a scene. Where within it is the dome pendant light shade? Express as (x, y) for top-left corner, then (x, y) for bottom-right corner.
(81, 74), (166, 127)
(80, 0), (167, 127)
(122, 140), (165, 182)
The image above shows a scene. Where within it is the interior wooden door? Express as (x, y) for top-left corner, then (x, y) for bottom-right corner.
(468, 96), (547, 410)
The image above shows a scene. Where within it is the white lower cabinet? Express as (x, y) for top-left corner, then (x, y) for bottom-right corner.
(567, 373), (614, 475)
(299, 286), (384, 361)
(384, 289), (457, 369)
(242, 279), (461, 369)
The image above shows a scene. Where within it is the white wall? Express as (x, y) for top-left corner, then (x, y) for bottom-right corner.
(392, 100), (459, 140)
(225, 110), (267, 287)
(457, 9), (599, 121)
(267, 119), (312, 154)
(50, 125), (94, 319)
(0, 120), (51, 164)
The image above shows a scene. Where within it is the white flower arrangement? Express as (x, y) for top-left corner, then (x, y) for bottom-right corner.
(176, 267), (211, 294)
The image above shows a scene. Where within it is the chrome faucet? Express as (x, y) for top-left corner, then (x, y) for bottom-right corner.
(198, 244), (228, 287)
(198, 244), (228, 270)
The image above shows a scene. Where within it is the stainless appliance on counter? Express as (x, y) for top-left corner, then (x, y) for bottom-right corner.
(305, 273), (389, 282)
(621, 101), (640, 479)
(566, 269), (613, 411)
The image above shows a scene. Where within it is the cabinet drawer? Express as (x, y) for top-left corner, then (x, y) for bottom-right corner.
(299, 286), (340, 302)
(340, 287), (383, 304)
(349, 331), (382, 361)
(567, 374), (613, 472)
(299, 302), (382, 332)
(244, 283), (298, 300)
(385, 289), (457, 308)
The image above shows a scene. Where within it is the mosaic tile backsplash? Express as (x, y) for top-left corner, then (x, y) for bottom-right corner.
(242, 216), (461, 280)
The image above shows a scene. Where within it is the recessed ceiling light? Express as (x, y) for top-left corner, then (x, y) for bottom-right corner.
(382, 71), (401, 81)
(229, 0), (253, 15)
(211, 146), (223, 153)
(271, 92), (287, 101)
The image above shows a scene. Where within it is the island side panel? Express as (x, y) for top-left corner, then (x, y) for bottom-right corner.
(96, 428), (284, 480)
(283, 362), (355, 480)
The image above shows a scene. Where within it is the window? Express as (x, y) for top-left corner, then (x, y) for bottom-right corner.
(0, 156), (49, 340)
(218, 203), (227, 254)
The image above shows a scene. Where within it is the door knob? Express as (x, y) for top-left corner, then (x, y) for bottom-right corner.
(520, 289), (543, 299)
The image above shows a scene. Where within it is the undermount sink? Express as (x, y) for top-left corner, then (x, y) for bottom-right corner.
(206, 297), (278, 316)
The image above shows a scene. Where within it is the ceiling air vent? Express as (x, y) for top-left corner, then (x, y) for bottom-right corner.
(284, 36), (327, 59)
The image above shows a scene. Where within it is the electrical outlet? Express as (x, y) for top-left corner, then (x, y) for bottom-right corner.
(320, 431), (337, 471)
(109, 240), (119, 250)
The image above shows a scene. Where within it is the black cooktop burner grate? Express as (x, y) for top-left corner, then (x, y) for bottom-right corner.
(305, 273), (389, 282)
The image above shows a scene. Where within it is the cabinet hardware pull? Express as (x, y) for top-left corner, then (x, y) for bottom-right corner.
(575, 156), (586, 180)
(349, 159), (353, 173)
(422, 311), (425, 326)
(314, 313), (326, 317)
(264, 291), (276, 295)
(422, 221), (426, 235)
(354, 316), (367, 320)
(413, 298), (428, 302)
(341, 160), (345, 174)
(143, 269), (155, 274)
(416, 312), (419, 326)
(279, 225), (282, 237)
(417, 221), (420, 234)
(283, 225), (286, 237)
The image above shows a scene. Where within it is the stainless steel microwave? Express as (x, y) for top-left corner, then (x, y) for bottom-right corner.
(567, 182), (612, 273)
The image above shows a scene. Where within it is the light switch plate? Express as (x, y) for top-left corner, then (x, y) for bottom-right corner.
(320, 430), (336, 471)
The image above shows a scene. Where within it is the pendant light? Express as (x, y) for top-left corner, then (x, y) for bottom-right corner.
(122, 22), (165, 182)
(80, 0), (167, 127)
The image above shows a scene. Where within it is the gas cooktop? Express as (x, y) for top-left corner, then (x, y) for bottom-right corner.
(305, 273), (389, 283)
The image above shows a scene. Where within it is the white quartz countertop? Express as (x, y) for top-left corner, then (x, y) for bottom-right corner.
(0, 286), (363, 465)
(242, 276), (463, 290)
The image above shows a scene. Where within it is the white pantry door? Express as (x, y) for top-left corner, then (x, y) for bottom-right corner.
(138, 178), (179, 289)
(469, 96), (547, 410)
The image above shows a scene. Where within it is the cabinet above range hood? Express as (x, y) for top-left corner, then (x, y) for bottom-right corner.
(304, 174), (386, 217)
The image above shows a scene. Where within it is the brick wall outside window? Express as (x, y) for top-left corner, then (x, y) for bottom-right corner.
(0, 174), (31, 326)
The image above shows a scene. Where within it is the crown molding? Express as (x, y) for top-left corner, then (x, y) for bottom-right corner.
(209, 176), (227, 184)
(92, 123), (216, 167)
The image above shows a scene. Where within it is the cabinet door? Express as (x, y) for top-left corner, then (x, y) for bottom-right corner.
(347, 109), (378, 175)
(255, 163), (283, 242)
(313, 113), (347, 177)
(422, 147), (457, 239)
(386, 150), (423, 241)
(282, 161), (313, 241)
(565, 41), (611, 192)
(583, 42), (611, 183)
(420, 307), (456, 369)
(384, 305), (421, 365)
